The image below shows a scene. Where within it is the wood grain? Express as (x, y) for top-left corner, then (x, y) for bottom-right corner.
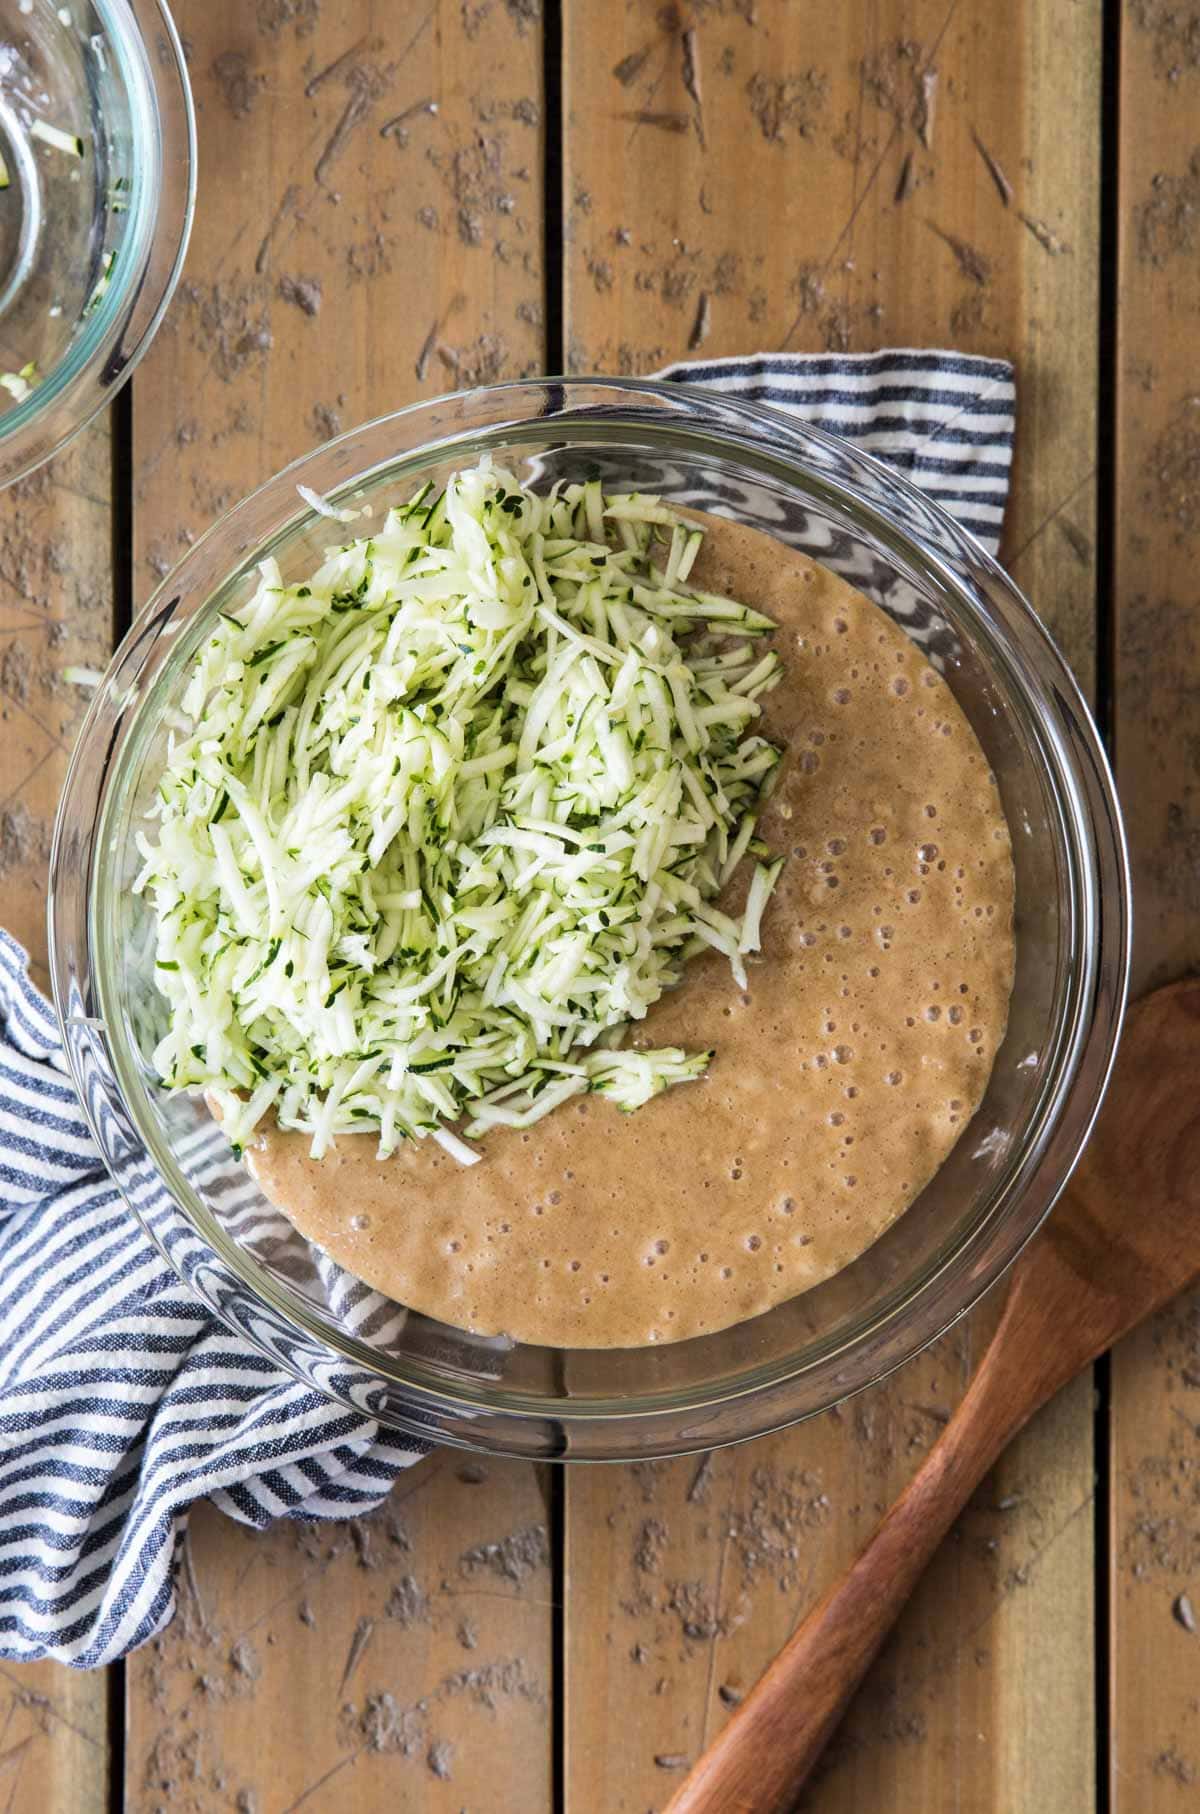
(0, 1655), (110, 1814)
(127, 1459), (553, 1813)
(564, 0), (1100, 683)
(1109, 0), (1200, 1805)
(562, 3), (1101, 1809)
(0, 431), (115, 986)
(0, 425), (115, 1797)
(125, 3), (552, 1808)
(131, 0), (545, 601)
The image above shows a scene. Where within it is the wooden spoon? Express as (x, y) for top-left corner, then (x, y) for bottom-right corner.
(667, 981), (1200, 1814)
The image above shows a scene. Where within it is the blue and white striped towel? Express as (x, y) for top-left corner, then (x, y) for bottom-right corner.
(0, 350), (1014, 1669)
(0, 933), (430, 1669)
(658, 350), (1014, 554)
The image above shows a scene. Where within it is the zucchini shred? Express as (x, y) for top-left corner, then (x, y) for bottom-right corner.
(137, 461), (787, 1163)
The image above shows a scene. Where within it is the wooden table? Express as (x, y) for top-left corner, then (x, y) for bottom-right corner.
(1, 1), (1194, 1807)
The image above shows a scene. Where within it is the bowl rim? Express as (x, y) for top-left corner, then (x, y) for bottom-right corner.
(0, 0), (196, 485)
(50, 376), (1132, 1458)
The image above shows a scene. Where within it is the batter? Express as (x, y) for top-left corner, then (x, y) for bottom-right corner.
(247, 516), (1015, 1347)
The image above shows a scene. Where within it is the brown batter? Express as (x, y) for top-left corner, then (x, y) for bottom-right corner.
(247, 516), (1015, 1348)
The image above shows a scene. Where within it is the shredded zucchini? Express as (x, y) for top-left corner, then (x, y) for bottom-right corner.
(296, 483), (365, 524)
(138, 461), (787, 1161)
(0, 361), (38, 402)
(31, 120), (84, 158)
(83, 249), (115, 319)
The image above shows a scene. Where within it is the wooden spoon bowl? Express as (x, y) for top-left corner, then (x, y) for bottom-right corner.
(667, 981), (1200, 1814)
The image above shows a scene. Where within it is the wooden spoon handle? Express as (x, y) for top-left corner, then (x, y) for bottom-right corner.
(666, 979), (1200, 1813)
(665, 1316), (1045, 1814)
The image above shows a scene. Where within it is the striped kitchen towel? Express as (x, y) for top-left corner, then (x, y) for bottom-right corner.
(0, 349), (1015, 1669)
(0, 934), (430, 1669)
(657, 349), (1014, 554)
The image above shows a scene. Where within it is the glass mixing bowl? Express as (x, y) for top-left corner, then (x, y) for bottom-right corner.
(0, 0), (193, 485)
(49, 379), (1130, 1459)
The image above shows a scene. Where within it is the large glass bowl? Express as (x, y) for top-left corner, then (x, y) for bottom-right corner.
(48, 379), (1130, 1459)
(0, 0), (194, 485)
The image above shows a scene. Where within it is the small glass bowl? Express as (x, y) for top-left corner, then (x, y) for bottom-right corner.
(49, 380), (1130, 1459)
(0, 0), (194, 485)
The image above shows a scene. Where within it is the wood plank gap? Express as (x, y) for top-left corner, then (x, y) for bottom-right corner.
(551, 1463), (566, 1814)
(107, 384), (132, 1814)
(1095, 0), (1123, 764)
(109, 383), (134, 645)
(545, 9), (569, 1781)
(1096, 1245), (1117, 1793)
(543, 0), (565, 371)
(105, 1659), (124, 1814)
(1093, 8), (1122, 1811)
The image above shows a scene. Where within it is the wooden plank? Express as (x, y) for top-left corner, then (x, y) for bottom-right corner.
(1109, 4), (1200, 1806)
(127, 1461), (553, 1813)
(0, 431), (115, 985)
(130, 0), (545, 600)
(0, 1654), (109, 1814)
(0, 425), (115, 1798)
(125, 3), (552, 1809)
(562, 3), (1101, 1809)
